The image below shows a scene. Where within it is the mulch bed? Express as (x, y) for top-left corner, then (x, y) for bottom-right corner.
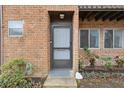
(79, 77), (124, 88)
(25, 76), (47, 88)
(79, 66), (124, 88)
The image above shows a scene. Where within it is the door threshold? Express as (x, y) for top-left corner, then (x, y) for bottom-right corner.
(48, 68), (74, 78)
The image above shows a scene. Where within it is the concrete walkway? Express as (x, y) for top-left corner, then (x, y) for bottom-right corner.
(43, 69), (77, 88)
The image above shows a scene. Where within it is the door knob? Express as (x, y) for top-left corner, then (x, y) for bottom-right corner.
(50, 41), (52, 43)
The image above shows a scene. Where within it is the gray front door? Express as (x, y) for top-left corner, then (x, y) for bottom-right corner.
(52, 26), (72, 69)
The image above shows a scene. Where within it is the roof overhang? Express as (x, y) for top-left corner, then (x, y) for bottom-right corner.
(79, 5), (124, 21)
(79, 5), (124, 11)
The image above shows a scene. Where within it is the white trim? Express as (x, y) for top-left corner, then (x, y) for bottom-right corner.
(123, 31), (124, 48)
(103, 28), (124, 49)
(96, 29), (100, 49)
(88, 28), (90, 48)
(79, 28), (100, 49)
(113, 29), (114, 48)
(9, 35), (23, 38)
(8, 20), (24, 38)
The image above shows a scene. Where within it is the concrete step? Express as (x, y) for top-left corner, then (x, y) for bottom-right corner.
(48, 69), (74, 78)
(43, 69), (77, 88)
(43, 77), (77, 88)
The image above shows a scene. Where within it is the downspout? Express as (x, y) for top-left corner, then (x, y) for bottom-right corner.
(1, 5), (3, 65)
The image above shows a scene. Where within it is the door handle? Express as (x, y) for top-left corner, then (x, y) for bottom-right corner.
(50, 40), (52, 44)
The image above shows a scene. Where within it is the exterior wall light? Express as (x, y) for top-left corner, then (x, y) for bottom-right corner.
(59, 13), (64, 19)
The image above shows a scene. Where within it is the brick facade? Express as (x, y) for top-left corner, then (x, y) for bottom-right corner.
(2, 5), (124, 76)
(79, 19), (124, 65)
(2, 5), (79, 77)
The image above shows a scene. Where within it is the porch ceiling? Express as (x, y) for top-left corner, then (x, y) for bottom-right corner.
(79, 11), (124, 21)
(79, 5), (124, 21)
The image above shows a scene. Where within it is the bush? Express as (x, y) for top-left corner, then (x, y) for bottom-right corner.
(79, 59), (85, 71)
(104, 62), (113, 70)
(83, 48), (99, 67)
(100, 56), (113, 70)
(114, 56), (124, 67)
(0, 59), (32, 88)
(100, 56), (113, 62)
(81, 72), (123, 79)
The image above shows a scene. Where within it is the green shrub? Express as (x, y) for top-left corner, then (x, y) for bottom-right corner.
(0, 59), (32, 88)
(104, 62), (113, 70)
(1, 59), (26, 73)
(83, 48), (99, 67)
(82, 71), (97, 79)
(79, 59), (85, 71)
(81, 72), (123, 79)
(100, 56), (113, 70)
(115, 56), (124, 67)
(100, 56), (113, 62)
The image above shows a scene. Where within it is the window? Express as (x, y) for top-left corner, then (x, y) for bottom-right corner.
(114, 30), (123, 48)
(80, 29), (99, 48)
(104, 29), (124, 48)
(90, 29), (99, 48)
(8, 20), (24, 37)
(104, 30), (113, 48)
(80, 30), (89, 48)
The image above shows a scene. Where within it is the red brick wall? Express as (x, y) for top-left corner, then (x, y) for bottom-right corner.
(79, 19), (124, 66)
(2, 5), (79, 76)
(3, 6), (50, 76)
(3, 5), (124, 74)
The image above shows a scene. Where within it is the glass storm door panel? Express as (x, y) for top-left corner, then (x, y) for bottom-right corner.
(52, 27), (71, 68)
(53, 28), (70, 48)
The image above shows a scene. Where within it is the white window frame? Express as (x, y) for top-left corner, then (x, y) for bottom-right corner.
(8, 20), (24, 37)
(79, 28), (100, 49)
(103, 28), (124, 49)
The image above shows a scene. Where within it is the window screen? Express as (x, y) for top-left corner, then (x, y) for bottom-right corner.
(114, 30), (123, 48)
(104, 30), (113, 48)
(80, 30), (89, 48)
(8, 20), (23, 37)
(90, 30), (99, 48)
(80, 29), (99, 48)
